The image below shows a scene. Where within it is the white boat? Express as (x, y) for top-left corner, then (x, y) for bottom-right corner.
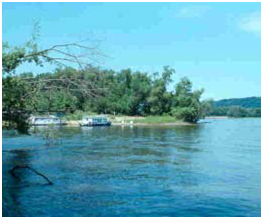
(80, 115), (111, 126)
(29, 115), (66, 126)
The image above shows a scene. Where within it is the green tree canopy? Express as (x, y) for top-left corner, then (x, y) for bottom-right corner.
(172, 77), (204, 123)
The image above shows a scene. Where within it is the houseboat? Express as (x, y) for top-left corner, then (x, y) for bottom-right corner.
(80, 115), (111, 126)
(29, 115), (66, 126)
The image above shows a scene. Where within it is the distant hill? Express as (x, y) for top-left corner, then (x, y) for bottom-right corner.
(214, 97), (261, 108)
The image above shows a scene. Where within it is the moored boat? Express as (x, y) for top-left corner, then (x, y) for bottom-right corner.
(29, 115), (66, 126)
(80, 115), (111, 126)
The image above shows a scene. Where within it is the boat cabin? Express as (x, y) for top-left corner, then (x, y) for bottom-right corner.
(80, 115), (111, 126)
(29, 115), (65, 126)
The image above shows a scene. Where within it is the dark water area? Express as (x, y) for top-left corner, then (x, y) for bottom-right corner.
(2, 118), (261, 217)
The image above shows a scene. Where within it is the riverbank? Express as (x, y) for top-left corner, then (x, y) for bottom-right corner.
(205, 116), (228, 119)
(65, 121), (195, 127)
(112, 122), (195, 126)
(65, 116), (195, 127)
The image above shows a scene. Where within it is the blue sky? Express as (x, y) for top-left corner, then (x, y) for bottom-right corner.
(2, 2), (261, 100)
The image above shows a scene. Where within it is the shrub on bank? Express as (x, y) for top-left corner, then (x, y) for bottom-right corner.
(62, 110), (97, 121)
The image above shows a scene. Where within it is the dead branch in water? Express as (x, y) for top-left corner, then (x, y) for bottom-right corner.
(9, 165), (53, 185)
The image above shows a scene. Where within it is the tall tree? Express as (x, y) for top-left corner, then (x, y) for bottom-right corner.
(147, 66), (175, 115)
(172, 77), (204, 123)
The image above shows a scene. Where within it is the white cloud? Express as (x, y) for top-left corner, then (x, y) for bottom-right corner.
(238, 11), (261, 36)
(176, 5), (209, 18)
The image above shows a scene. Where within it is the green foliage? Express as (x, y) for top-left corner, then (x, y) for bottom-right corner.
(29, 89), (78, 112)
(227, 106), (247, 117)
(3, 36), (206, 127)
(133, 116), (179, 124)
(62, 110), (96, 121)
(2, 27), (45, 76)
(209, 106), (261, 118)
(200, 99), (214, 118)
(147, 66), (174, 115)
(172, 77), (204, 123)
(203, 98), (261, 118)
(3, 61), (208, 126)
(2, 76), (33, 133)
(2, 30), (49, 133)
(3, 25), (260, 134)
(214, 97), (261, 108)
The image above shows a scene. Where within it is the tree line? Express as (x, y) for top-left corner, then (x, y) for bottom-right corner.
(201, 99), (261, 118)
(214, 97), (260, 108)
(3, 38), (260, 133)
(210, 106), (260, 117)
(4, 65), (206, 123)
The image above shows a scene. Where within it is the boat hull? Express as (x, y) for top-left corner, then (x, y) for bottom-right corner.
(30, 123), (67, 126)
(80, 123), (111, 127)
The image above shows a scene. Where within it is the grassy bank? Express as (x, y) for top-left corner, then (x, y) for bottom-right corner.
(62, 112), (194, 126)
(126, 116), (180, 124)
(62, 111), (181, 123)
(112, 116), (194, 126)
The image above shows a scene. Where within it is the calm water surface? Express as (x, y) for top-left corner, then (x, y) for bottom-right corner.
(2, 118), (261, 216)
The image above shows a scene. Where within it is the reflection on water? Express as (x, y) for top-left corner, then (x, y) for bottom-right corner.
(2, 119), (261, 216)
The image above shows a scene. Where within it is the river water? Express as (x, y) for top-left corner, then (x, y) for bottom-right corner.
(2, 118), (261, 216)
